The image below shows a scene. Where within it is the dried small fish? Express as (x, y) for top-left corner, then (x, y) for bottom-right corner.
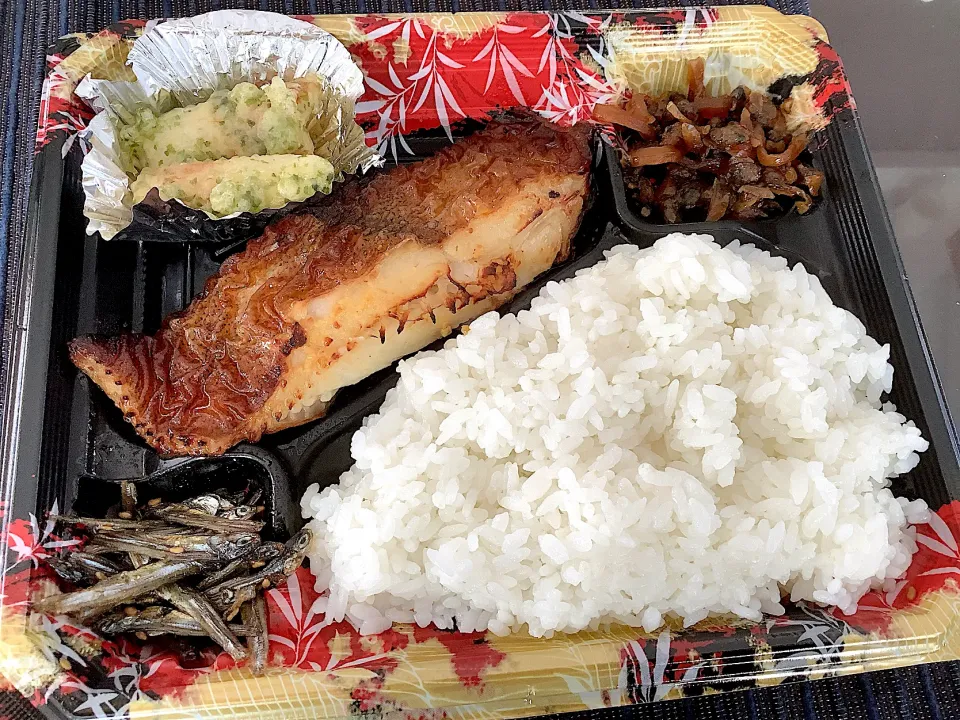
(47, 558), (93, 585)
(182, 491), (262, 522)
(180, 495), (224, 516)
(137, 526), (202, 538)
(156, 584), (247, 661)
(72, 552), (127, 575)
(207, 529), (311, 620)
(194, 558), (247, 592)
(219, 505), (262, 522)
(196, 542), (284, 591)
(49, 515), (168, 533)
(244, 487), (264, 508)
(97, 605), (167, 633)
(212, 581), (259, 621)
(98, 607), (254, 638)
(184, 493), (237, 515)
(40, 482), (303, 660)
(48, 552), (126, 584)
(91, 531), (259, 562)
(241, 595), (268, 674)
(167, 533), (260, 561)
(279, 528), (312, 567)
(34, 560), (204, 615)
(84, 537), (187, 561)
(146, 503), (263, 534)
(128, 591), (163, 606)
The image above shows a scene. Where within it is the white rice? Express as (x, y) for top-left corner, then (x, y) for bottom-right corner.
(300, 233), (930, 638)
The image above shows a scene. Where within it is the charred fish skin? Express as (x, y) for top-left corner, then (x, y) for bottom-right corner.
(70, 119), (593, 456)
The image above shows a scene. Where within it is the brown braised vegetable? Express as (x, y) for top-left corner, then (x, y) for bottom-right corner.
(593, 61), (825, 223)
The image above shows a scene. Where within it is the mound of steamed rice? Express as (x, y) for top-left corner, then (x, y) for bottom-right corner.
(301, 233), (930, 638)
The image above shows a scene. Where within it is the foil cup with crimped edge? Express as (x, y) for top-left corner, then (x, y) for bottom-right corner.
(79, 10), (384, 242)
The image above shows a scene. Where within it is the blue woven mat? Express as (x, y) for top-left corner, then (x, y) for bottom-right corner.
(1, 0), (956, 718)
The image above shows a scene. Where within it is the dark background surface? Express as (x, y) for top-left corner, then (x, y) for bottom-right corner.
(0, 0), (957, 718)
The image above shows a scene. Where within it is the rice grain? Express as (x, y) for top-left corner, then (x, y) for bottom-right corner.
(301, 234), (929, 637)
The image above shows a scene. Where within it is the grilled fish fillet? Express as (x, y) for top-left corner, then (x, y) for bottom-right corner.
(70, 120), (592, 456)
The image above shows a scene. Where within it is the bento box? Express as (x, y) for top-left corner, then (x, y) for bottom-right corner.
(2, 6), (959, 720)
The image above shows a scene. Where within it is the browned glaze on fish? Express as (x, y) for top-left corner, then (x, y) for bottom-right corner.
(70, 119), (592, 455)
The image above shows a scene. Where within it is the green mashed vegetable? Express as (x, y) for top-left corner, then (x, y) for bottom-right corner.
(119, 77), (328, 173)
(118, 75), (342, 216)
(130, 155), (335, 217)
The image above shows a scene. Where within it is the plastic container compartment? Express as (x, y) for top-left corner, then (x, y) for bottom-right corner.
(3, 7), (960, 719)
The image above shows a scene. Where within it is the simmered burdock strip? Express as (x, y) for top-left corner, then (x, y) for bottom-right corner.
(594, 58), (826, 223)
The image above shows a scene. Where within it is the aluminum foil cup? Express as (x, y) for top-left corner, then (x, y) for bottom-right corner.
(80, 10), (383, 241)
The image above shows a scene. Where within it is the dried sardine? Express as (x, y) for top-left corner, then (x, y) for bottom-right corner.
(194, 558), (247, 592)
(128, 591), (163, 606)
(137, 526), (204, 538)
(98, 607), (253, 638)
(34, 560), (204, 615)
(156, 584), (247, 661)
(40, 481), (302, 659)
(244, 487), (264, 508)
(184, 492), (245, 515)
(182, 495), (223, 516)
(207, 529), (311, 620)
(146, 503), (263, 534)
(241, 595), (268, 674)
(73, 552), (127, 575)
(97, 605), (167, 633)
(196, 542), (284, 591)
(84, 537), (191, 561)
(47, 558), (93, 585)
(91, 531), (259, 562)
(219, 505), (262, 522)
(48, 552), (126, 584)
(49, 515), (168, 533)
(212, 581), (260, 620)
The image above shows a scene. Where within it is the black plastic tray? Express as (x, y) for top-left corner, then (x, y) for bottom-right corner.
(10, 111), (957, 523)
(4, 90), (960, 720)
